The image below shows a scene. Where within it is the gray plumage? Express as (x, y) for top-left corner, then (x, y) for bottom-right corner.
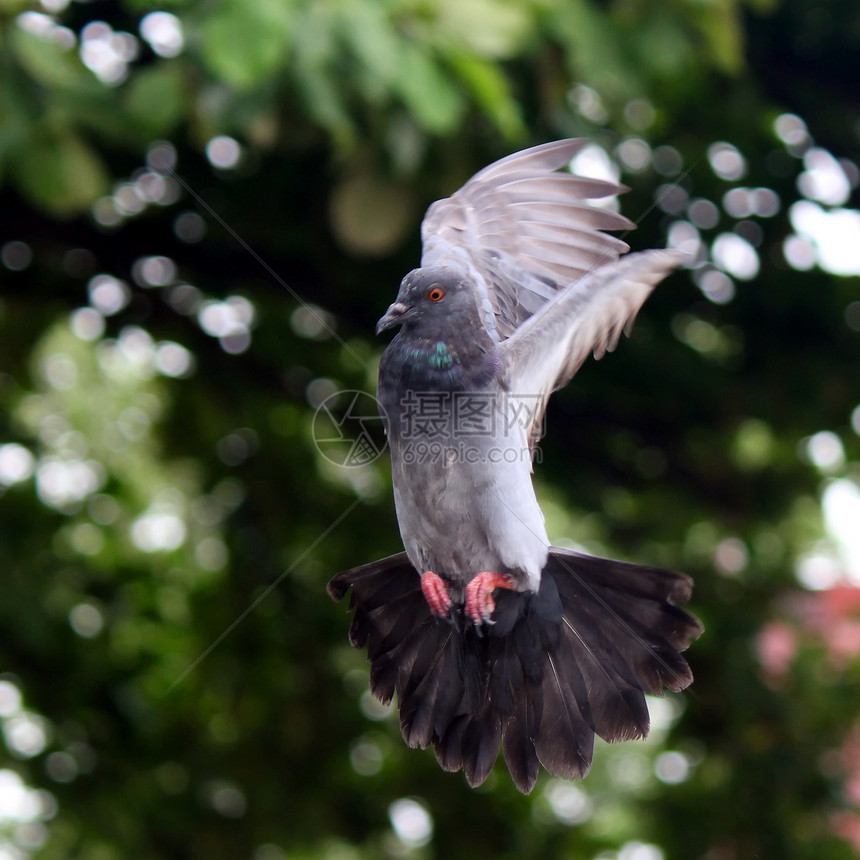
(329, 139), (701, 793)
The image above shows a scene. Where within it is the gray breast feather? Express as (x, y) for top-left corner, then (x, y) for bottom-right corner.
(388, 396), (549, 592)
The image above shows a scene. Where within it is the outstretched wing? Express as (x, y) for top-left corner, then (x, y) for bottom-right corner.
(420, 139), (632, 340)
(499, 249), (684, 448)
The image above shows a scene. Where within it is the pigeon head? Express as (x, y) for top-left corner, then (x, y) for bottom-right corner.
(376, 267), (480, 337)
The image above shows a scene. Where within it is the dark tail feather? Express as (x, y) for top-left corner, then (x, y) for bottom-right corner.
(463, 711), (503, 788)
(548, 549), (702, 698)
(535, 633), (595, 782)
(435, 713), (469, 773)
(502, 671), (542, 792)
(399, 627), (461, 747)
(329, 548), (702, 793)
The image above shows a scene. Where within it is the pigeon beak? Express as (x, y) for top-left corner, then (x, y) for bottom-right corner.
(376, 301), (411, 334)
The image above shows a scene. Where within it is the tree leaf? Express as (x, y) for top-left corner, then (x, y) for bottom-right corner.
(337, 0), (402, 100)
(12, 128), (109, 216)
(290, 3), (356, 145)
(10, 27), (90, 90)
(434, 0), (534, 59)
(123, 63), (186, 138)
(199, 0), (294, 89)
(447, 51), (525, 140)
(547, 0), (639, 102)
(689, 0), (745, 76)
(394, 43), (465, 135)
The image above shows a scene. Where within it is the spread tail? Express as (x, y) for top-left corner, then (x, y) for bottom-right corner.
(328, 548), (703, 794)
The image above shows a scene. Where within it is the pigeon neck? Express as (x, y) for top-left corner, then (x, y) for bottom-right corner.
(384, 331), (499, 393)
(405, 339), (458, 371)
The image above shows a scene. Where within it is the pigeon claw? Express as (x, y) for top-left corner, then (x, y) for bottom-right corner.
(465, 572), (514, 625)
(421, 571), (453, 618)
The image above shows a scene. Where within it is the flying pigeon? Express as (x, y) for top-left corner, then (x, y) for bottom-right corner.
(328, 139), (702, 794)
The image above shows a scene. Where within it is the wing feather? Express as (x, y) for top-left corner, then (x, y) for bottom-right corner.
(420, 139), (632, 339)
(499, 250), (684, 446)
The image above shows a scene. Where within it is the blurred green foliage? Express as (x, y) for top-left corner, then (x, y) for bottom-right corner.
(1, 0), (860, 858)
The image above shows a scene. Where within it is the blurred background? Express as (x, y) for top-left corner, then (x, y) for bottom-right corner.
(1, 0), (859, 857)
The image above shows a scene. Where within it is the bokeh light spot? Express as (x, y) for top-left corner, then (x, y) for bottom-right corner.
(798, 147), (851, 206)
(712, 233), (759, 280)
(131, 511), (186, 552)
(3, 713), (49, 759)
(92, 197), (122, 227)
(70, 600), (105, 640)
(291, 305), (335, 340)
(822, 479), (860, 582)
(655, 183), (688, 214)
(79, 21), (138, 85)
(88, 493), (120, 525)
(42, 353), (77, 390)
(45, 752), (78, 783)
(195, 537), (228, 571)
(166, 284), (202, 315)
(623, 98), (656, 130)
(752, 187), (781, 217)
(695, 268), (735, 304)
(0, 769), (46, 821)
(789, 201), (860, 276)
(569, 84), (607, 124)
(655, 751), (691, 784)
(206, 780), (247, 818)
(652, 145), (683, 176)
(714, 537), (749, 576)
(688, 198), (720, 229)
(774, 113), (809, 147)
(359, 690), (392, 721)
(88, 274), (130, 316)
(173, 212), (206, 243)
(155, 341), (194, 378)
(70, 307), (105, 341)
(139, 11), (184, 58)
(796, 552), (842, 591)
(543, 780), (593, 824)
(708, 142), (746, 181)
(1, 241), (32, 271)
(350, 737), (384, 776)
(618, 842), (664, 860)
(133, 255), (176, 288)
(69, 524), (105, 557)
(0, 444), (35, 486)
(616, 137), (651, 172)
(667, 220), (701, 260)
(783, 234), (816, 271)
(0, 683), (22, 719)
(206, 136), (242, 170)
(388, 798), (432, 848)
(570, 143), (619, 183)
(802, 431), (845, 473)
(36, 458), (104, 509)
(146, 141), (177, 173)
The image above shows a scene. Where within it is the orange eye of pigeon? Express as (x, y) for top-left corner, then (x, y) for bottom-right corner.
(428, 287), (445, 302)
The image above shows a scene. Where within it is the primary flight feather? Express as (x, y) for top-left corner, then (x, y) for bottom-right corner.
(328, 139), (702, 794)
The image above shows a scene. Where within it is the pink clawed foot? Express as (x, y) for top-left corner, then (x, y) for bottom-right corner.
(465, 572), (514, 625)
(421, 571), (453, 618)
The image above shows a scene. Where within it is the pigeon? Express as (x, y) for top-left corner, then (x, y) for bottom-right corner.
(328, 139), (702, 794)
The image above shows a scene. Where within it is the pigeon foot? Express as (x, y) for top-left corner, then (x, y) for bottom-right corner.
(465, 572), (514, 625)
(421, 571), (453, 617)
